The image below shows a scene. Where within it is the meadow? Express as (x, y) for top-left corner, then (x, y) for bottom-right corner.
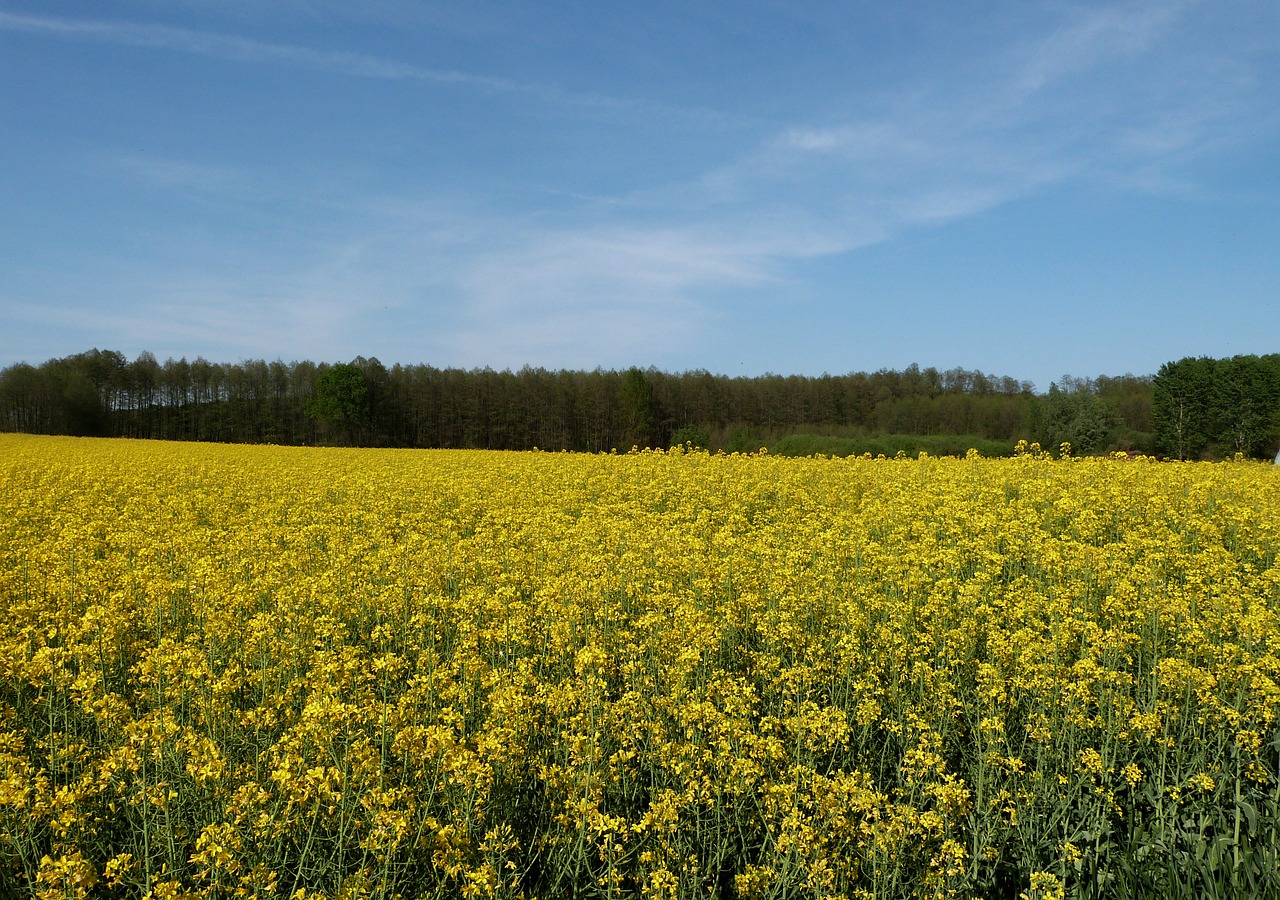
(1, 434), (1278, 899)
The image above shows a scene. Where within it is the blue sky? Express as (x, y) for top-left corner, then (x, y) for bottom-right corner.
(2, 1), (1277, 391)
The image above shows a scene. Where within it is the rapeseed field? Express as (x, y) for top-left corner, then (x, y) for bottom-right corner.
(1, 434), (1278, 899)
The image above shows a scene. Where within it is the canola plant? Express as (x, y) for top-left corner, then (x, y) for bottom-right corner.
(1, 434), (1278, 899)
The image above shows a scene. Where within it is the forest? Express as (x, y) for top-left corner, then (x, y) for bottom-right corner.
(0, 348), (1274, 458)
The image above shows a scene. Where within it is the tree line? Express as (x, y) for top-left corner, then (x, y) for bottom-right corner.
(0, 348), (1170, 455)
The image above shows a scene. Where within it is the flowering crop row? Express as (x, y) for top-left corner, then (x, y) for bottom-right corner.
(1, 435), (1278, 899)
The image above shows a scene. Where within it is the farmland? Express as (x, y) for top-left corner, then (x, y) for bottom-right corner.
(1, 435), (1278, 898)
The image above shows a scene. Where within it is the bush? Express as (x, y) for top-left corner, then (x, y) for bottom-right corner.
(771, 432), (1014, 458)
(669, 424), (711, 450)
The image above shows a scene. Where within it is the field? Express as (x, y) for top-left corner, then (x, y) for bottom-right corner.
(1, 435), (1279, 899)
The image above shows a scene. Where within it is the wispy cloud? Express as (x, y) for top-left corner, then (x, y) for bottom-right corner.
(106, 152), (250, 194)
(3, 260), (380, 363)
(0, 11), (551, 90)
(681, 0), (1258, 235)
(0, 10), (739, 125)
(1012, 0), (1194, 96)
(446, 226), (764, 364)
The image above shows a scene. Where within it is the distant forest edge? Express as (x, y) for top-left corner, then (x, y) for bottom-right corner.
(1, 350), (1277, 459)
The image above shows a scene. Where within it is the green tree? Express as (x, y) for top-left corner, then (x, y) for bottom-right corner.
(1152, 358), (1214, 459)
(618, 367), (658, 448)
(0, 363), (52, 433)
(306, 363), (371, 445)
(1031, 380), (1122, 455)
(1210, 355), (1280, 458)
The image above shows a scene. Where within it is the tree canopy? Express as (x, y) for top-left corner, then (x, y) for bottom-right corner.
(1152, 355), (1280, 459)
(305, 363), (371, 445)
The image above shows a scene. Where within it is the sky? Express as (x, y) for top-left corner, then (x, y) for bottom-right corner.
(1, 1), (1277, 391)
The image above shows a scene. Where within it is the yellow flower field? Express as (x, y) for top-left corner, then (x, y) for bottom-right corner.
(1, 434), (1278, 899)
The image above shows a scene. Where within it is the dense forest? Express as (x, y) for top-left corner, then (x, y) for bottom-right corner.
(0, 349), (1274, 458)
(0, 349), (1160, 456)
(1152, 354), (1280, 460)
